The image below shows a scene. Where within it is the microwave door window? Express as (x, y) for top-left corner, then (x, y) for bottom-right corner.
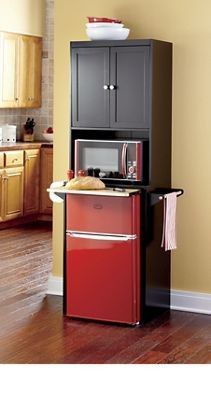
(83, 147), (119, 177)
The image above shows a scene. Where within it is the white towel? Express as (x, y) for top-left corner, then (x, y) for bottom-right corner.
(161, 192), (177, 251)
(49, 180), (65, 203)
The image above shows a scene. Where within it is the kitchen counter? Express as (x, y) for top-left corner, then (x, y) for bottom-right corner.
(0, 141), (53, 151)
(48, 185), (140, 197)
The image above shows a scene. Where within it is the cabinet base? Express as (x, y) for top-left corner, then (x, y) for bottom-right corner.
(0, 214), (52, 229)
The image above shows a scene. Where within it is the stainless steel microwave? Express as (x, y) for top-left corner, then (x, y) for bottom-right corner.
(74, 139), (148, 183)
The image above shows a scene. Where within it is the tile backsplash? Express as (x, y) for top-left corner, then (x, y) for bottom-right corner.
(0, 0), (54, 141)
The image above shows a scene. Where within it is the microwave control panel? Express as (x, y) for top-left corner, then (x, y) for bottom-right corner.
(127, 161), (137, 179)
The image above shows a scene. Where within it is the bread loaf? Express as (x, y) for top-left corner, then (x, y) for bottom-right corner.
(65, 176), (105, 190)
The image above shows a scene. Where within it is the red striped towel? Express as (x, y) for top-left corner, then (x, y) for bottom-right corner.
(161, 192), (177, 251)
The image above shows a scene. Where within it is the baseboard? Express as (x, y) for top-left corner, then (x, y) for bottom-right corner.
(47, 276), (211, 315)
(171, 290), (211, 315)
(47, 274), (63, 296)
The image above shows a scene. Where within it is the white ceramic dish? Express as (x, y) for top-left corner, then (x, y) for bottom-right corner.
(86, 27), (130, 40)
(42, 133), (53, 142)
(86, 22), (124, 28)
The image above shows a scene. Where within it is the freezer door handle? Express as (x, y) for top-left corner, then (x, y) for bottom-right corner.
(66, 232), (137, 241)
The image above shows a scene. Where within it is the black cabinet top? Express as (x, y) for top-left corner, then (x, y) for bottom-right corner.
(70, 39), (172, 48)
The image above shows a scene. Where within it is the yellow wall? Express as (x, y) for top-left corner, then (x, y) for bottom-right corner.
(54, 0), (211, 294)
(0, 0), (44, 36)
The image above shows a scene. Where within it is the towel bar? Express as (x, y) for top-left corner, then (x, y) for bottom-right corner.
(158, 190), (183, 200)
(150, 188), (184, 206)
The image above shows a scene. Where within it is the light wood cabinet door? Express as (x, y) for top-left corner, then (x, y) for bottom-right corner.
(0, 170), (4, 222)
(0, 32), (19, 108)
(5, 150), (24, 167)
(40, 148), (53, 214)
(19, 35), (42, 108)
(3, 167), (24, 221)
(24, 149), (40, 215)
(0, 32), (42, 109)
(0, 152), (4, 168)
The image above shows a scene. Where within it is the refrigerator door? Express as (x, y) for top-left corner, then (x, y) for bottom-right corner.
(66, 194), (140, 236)
(66, 233), (140, 324)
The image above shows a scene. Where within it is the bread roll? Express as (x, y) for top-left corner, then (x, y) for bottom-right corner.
(65, 176), (105, 190)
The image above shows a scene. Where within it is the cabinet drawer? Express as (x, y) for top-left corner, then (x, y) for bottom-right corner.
(25, 149), (40, 158)
(66, 194), (140, 235)
(5, 151), (24, 167)
(0, 152), (4, 168)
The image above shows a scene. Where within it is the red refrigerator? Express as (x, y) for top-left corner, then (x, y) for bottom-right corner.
(66, 190), (141, 325)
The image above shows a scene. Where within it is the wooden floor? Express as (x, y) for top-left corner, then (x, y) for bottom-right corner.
(0, 223), (210, 364)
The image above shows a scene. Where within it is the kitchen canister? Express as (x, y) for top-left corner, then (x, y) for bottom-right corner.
(2, 124), (17, 143)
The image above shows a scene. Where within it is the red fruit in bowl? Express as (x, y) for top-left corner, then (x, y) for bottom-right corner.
(87, 16), (122, 23)
(46, 127), (53, 133)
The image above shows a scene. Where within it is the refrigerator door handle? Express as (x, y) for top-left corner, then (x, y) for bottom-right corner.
(66, 232), (137, 241)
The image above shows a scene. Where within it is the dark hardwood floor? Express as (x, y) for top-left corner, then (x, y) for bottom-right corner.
(0, 223), (210, 364)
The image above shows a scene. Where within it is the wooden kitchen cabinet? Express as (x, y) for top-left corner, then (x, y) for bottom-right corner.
(19, 35), (42, 108)
(5, 150), (24, 167)
(24, 149), (40, 215)
(3, 167), (24, 221)
(0, 150), (24, 222)
(0, 169), (4, 222)
(71, 44), (149, 129)
(0, 152), (4, 168)
(0, 145), (53, 227)
(0, 32), (42, 108)
(40, 147), (53, 214)
(0, 32), (19, 107)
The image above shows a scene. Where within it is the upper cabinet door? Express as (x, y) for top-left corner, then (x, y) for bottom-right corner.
(19, 36), (42, 108)
(110, 46), (150, 129)
(0, 32), (19, 108)
(72, 47), (110, 128)
(0, 32), (42, 109)
(26, 36), (42, 108)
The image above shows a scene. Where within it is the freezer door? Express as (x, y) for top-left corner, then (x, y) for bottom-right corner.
(66, 194), (140, 236)
(66, 233), (140, 324)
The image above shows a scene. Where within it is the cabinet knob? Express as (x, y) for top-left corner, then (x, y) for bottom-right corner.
(15, 98), (18, 101)
(109, 84), (116, 90)
(103, 85), (109, 90)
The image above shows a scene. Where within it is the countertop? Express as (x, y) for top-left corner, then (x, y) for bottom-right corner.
(48, 186), (140, 197)
(0, 141), (53, 151)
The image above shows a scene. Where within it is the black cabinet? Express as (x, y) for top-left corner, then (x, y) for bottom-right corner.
(71, 45), (150, 129)
(69, 39), (174, 323)
(71, 39), (173, 188)
(72, 48), (110, 128)
(110, 46), (149, 129)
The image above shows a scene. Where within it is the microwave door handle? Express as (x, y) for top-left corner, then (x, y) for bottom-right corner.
(121, 143), (127, 178)
(123, 143), (128, 178)
(121, 143), (125, 177)
(74, 140), (79, 176)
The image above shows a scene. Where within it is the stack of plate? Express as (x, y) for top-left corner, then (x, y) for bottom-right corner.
(86, 17), (130, 40)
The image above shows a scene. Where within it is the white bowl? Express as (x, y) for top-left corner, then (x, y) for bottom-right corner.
(86, 27), (130, 41)
(86, 22), (124, 29)
(42, 133), (53, 142)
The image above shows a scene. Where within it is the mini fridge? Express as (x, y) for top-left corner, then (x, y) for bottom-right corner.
(65, 190), (141, 325)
